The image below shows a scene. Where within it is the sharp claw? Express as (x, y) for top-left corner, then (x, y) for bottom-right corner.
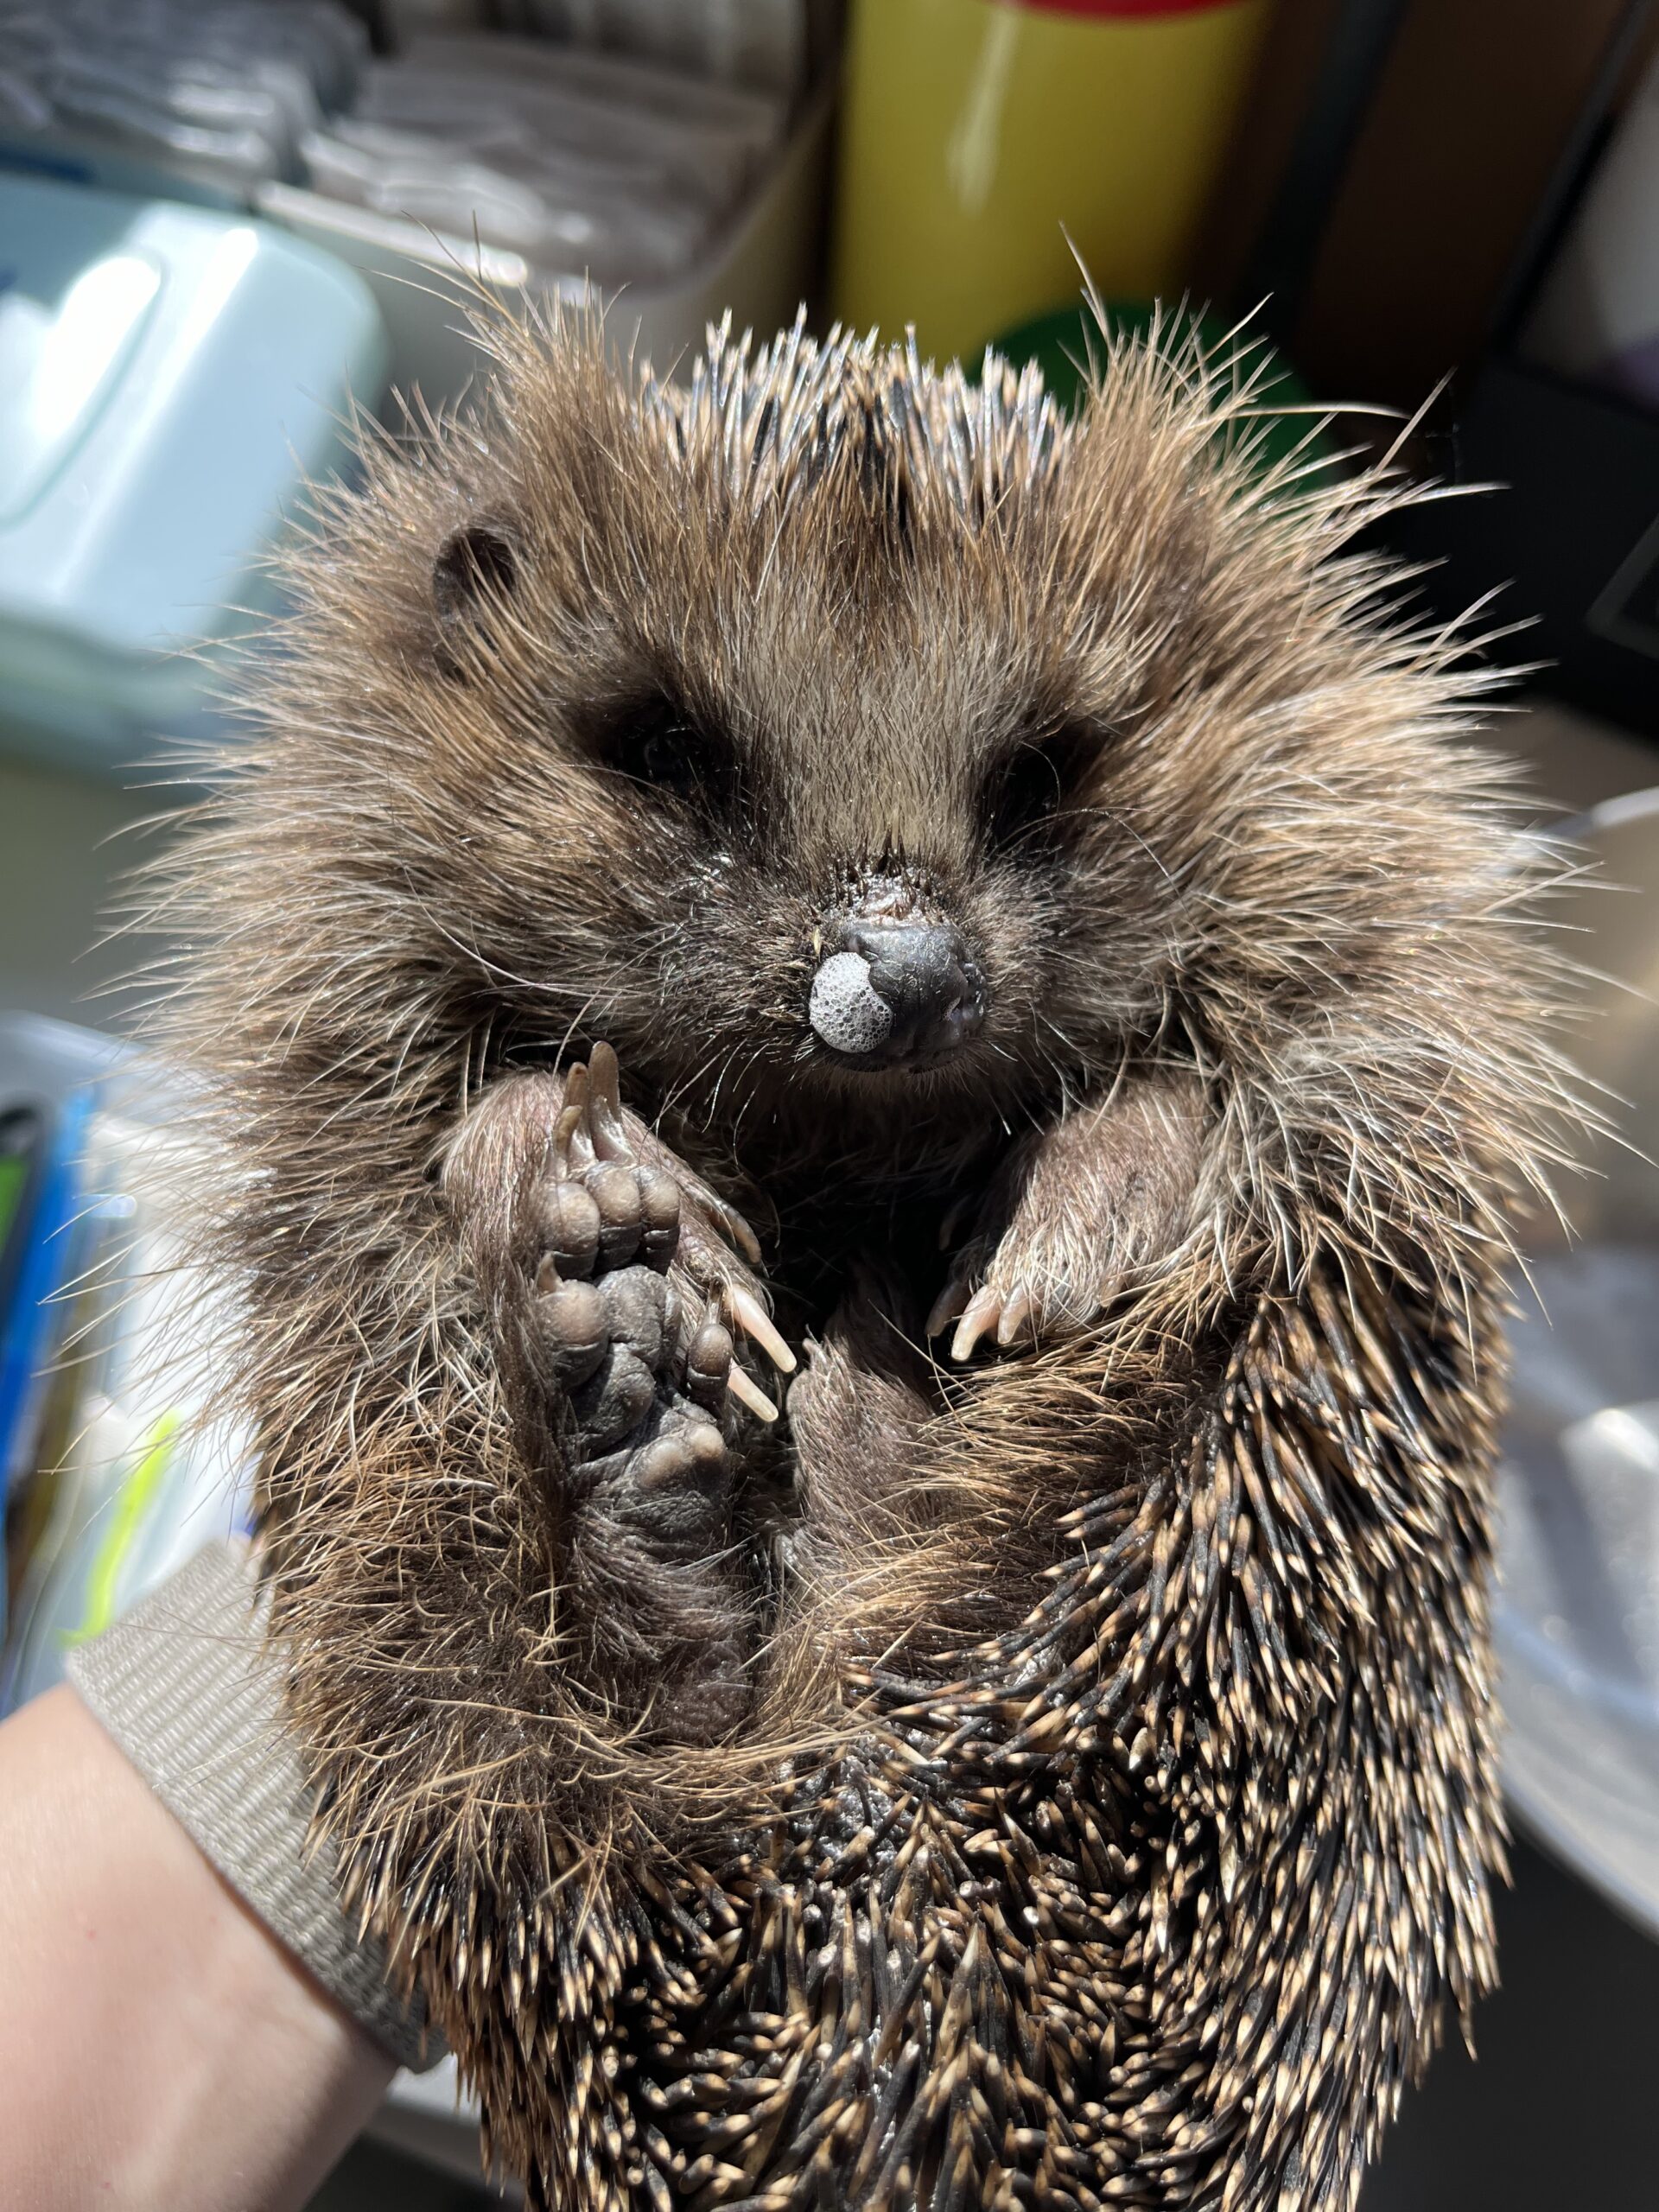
(726, 1284), (796, 1375)
(726, 1363), (779, 1423)
(950, 1286), (1003, 1362)
(555, 1063), (590, 1170)
(588, 1040), (620, 1106)
(925, 1277), (968, 1340)
(587, 1042), (628, 1158)
(995, 1286), (1034, 1347)
(714, 1198), (763, 1267)
(938, 1196), (971, 1251)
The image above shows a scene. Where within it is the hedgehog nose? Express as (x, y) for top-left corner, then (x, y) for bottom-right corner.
(810, 916), (987, 1064)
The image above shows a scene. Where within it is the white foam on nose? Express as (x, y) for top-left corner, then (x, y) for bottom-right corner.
(809, 951), (893, 1055)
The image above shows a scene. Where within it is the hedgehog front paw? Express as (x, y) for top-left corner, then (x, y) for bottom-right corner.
(927, 1074), (1207, 1361)
(926, 1213), (1108, 1361)
(525, 1045), (790, 1496)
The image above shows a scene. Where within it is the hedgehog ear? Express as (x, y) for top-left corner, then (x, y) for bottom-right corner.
(431, 519), (522, 650)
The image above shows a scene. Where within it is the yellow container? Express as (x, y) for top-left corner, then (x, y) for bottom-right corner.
(831, 0), (1271, 365)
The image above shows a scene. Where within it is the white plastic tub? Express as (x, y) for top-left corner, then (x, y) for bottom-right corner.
(1496, 789), (1659, 1935)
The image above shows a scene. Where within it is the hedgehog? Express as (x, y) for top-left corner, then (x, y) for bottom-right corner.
(137, 302), (1581, 2212)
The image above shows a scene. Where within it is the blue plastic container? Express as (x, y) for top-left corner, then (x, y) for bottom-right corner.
(0, 174), (387, 766)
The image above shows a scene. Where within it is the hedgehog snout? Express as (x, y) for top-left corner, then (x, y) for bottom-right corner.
(808, 887), (987, 1066)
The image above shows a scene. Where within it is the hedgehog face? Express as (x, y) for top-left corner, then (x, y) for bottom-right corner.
(378, 341), (1209, 1154)
(428, 620), (1173, 1147)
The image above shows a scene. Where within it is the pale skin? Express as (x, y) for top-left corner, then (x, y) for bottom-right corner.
(0, 1686), (391, 2212)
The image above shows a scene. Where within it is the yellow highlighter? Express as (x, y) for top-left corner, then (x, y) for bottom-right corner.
(62, 1409), (181, 1649)
(830, 0), (1272, 366)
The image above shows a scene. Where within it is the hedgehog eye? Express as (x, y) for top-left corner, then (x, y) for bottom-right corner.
(432, 520), (521, 639)
(988, 725), (1090, 850)
(599, 696), (737, 813)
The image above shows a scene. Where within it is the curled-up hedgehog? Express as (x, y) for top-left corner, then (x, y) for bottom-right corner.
(145, 303), (1580, 2210)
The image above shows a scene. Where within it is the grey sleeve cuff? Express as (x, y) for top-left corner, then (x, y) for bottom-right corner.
(66, 1538), (442, 2074)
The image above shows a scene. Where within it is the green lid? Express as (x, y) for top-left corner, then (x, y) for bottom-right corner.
(990, 301), (1337, 484)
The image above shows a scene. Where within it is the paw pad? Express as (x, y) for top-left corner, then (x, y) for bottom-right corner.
(531, 1043), (794, 1495)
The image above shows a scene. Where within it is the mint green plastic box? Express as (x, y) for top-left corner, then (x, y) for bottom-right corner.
(0, 173), (387, 768)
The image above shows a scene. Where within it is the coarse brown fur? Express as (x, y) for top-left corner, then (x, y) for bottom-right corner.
(134, 302), (1583, 2210)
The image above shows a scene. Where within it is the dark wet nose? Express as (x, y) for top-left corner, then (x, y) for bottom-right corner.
(810, 913), (987, 1063)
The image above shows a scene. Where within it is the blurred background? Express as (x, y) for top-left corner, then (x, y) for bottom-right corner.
(3, 3), (1659, 2205)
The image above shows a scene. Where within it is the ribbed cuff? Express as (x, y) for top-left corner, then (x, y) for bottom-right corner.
(67, 1539), (441, 2074)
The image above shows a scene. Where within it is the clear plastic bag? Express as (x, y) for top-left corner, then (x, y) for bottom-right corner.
(302, 118), (717, 283)
(297, 34), (786, 283)
(0, 0), (365, 188)
(521, 0), (807, 98)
